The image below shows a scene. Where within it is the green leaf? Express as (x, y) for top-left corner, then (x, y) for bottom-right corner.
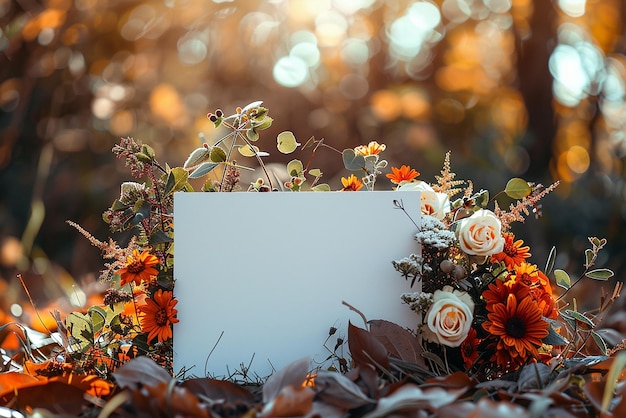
(602, 350), (626, 413)
(473, 189), (489, 208)
(111, 199), (129, 211)
(277, 131), (300, 154)
(164, 167), (189, 196)
(183, 147), (210, 168)
(554, 269), (571, 290)
(545, 246), (556, 275)
(584, 249), (594, 267)
(89, 306), (107, 335)
(543, 325), (569, 346)
(562, 309), (595, 329)
(286, 159), (304, 178)
(246, 128), (259, 142)
(253, 116), (273, 130)
(149, 228), (173, 244)
(504, 178), (532, 199)
(311, 183), (331, 192)
(189, 162), (219, 178)
(585, 268), (614, 281)
(238, 144), (269, 157)
(308, 168), (322, 177)
(141, 143), (156, 159)
(342, 149), (366, 171)
(210, 146), (227, 163)
(591, 331), (608, 356)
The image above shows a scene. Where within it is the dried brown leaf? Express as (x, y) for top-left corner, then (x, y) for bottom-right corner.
(131, 381), (211, 418)
(423, 371), (472, 389)
(262, 356), (310, 403)
(181, 377), (255, 405)
(348, 322), (390, 371)
(368, 319), (424, 367)
(261, 385), (315, 417)
(363, 384), (466, 418)
(113, 356), (171, 390)
(314, 370), (376, 410)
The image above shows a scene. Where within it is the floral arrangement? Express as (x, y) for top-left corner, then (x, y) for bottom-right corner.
(2, 101), (626, 417)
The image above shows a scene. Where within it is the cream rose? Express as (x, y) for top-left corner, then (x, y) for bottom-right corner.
(424, 286), (474, 347)
(455, 209), (505, 256)
(398, 181), (450, 220)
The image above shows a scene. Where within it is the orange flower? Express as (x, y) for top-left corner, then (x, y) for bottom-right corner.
(490, 233), (531, 269)
(386, 165), (420, 185)
(138, 289), (179, 343)
(354, 141), (386, 156)
(116, 249), (159, 287)
(341, 174), (363, 191)
(482, 294), (549, 369)
(482, 279), (530, 311)
(460, 327), (480, 370)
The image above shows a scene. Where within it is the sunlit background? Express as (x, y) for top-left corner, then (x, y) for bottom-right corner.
(1, 0), (626, 319)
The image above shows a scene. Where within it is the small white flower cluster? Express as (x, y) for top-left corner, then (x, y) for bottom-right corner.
(401, 291), (433, 314)
(415, 215), (457, 251)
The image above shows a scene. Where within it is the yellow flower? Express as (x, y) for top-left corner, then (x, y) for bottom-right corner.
(341, 174), (363, 191)
(116, 249), (159, 287)
(354, 141), (386, 156)
(138, 289), (179, 343)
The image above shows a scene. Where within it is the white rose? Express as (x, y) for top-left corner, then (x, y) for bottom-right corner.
(424, 286), (474, 347)
(455, 209), (505, 257)
(398, 181), (450, 220)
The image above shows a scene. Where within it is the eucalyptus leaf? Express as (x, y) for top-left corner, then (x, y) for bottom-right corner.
(253, 116), (273, 130)
(554, 269), (570, 290)
(543, 325), (569, 346)
(545, 246), (556, 275)
(189, 161), (219, 178)
(562, 309), (595, 329)
(308, 168), (322, 177)
(183, 147), (210, 168)
(238, 144), (269, 157)
(277, 131), (300, 154)
(241, 100), (263, 112)
(504, 178), (532, 199)
(342, 149), (366, 171)
(591, 330), (608, 355)
(585, 268), (614, 280)
(473, 189), (489, 208)
(89, 306), (107, 335)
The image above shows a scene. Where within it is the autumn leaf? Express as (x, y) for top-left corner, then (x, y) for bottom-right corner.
(314, 370), (375, 410)
(113, 356), (171, 390)
(348, 322), (390, 371)
(368, 319), (424, 366)
(262, 356), (310, 403)
(261, 385), (315, 417)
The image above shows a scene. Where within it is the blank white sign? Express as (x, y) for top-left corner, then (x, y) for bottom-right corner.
(173, 191), (421, 378)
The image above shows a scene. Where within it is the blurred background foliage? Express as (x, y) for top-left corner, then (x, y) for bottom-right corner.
(1, 0), (626, 322)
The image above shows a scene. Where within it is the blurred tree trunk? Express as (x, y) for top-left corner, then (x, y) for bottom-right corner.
(516, 0), (558, 181)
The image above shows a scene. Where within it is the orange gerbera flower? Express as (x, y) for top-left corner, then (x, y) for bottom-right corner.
(460, 327), (481, 370)
(354, 141), (386, 156)
(482, 279), (530, 311)
(138, 289), (179, 343)
(341, 174), (363, 191)
(386, 165), (420, 185)
(116, 249), (159, 287)
(490, 233), (531, 269)
(482, 294), (549, 369)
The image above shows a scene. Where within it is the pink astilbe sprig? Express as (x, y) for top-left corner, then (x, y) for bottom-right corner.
(66, 220), (139, 281)
(494, 181), (560, 232)
(432, 151), (465, 197)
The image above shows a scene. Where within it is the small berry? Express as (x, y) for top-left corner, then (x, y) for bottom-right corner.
(215, 109), (223, 117)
